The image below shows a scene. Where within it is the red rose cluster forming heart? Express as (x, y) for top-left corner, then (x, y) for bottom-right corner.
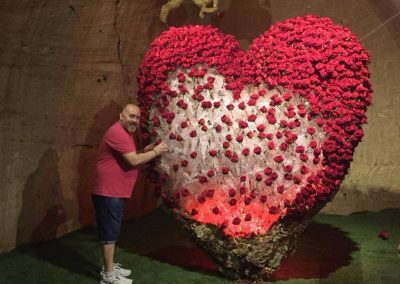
(138, 15), (372, 238)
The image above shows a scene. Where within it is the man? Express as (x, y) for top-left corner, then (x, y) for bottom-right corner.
(92, 104), (168, 284)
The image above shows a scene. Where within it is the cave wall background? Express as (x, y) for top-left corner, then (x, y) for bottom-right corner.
(1, 0), (399, 253)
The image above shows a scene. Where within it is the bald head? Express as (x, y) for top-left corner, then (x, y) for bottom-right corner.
(119, 104), (141, 133)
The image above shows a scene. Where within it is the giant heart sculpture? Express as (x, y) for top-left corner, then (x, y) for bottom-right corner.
(137, 15), (372, 280)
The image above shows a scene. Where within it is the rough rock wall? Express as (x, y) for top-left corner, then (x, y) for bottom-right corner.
(0, 0), (399, 253)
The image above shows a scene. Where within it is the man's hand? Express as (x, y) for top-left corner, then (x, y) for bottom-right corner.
(143, 142), (157, 152)
(153, 141), (168, 156)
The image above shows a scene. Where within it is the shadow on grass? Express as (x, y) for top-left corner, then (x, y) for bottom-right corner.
(272, 221), (359, 280)
(16, 232), (99, 280)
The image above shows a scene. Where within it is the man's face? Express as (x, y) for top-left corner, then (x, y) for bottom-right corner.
(120, 105), (141, 134)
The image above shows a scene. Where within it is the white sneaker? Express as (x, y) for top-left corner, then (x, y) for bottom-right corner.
(102, 263), (132, 277)
(114, 263), (132, 277)
(100, 270), (132, 284)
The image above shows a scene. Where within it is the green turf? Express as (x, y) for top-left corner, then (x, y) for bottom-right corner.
(0, 208), (399, 284)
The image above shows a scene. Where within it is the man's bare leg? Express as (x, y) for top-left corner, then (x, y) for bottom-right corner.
(103, 243), (115, 273)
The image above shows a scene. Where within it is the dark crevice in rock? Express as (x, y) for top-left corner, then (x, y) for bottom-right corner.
(70, 144), (94, 148)
(113, 0), (129, 85)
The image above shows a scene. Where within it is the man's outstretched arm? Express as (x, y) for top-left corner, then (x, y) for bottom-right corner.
(122, 141), (168, 167)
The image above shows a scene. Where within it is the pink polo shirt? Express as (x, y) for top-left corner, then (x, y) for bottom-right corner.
(93, 122), (139, 198)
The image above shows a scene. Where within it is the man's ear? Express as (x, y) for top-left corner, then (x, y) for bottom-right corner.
(119, 112), (123, 121)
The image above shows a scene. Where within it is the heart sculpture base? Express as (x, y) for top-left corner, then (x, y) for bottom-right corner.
(180, 208), (319, 281)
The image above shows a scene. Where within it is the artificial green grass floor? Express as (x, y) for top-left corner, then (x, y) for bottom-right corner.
(0, 208), (399, 284)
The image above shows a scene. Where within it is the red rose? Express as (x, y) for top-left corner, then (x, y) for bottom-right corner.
(248, 99), (257, 106)
(222, 167), (230, 175)
(232, 217), (241, 225)
(220, 220), (228, 229)
(190, 151), (197, 159)
(204, 82), (213, 90)
(257, 124), (265, 132)
(181, 160), (188, 167)
(236, 135), (243, 143)
(277, 185), (285, 194)
(264, 167), (272, 175)
(226, 104), (234, 110)
(254, 146), (262, 155)
(244, 213), (252, 221)
(238, 101), (246, 110)
(242, 148), (250, 156)
(191, 208), (198, 216)
(197, 195), (206, 204)
(189, 130), (197, 138)
(264, 178), (273, 186)
(238, 120), (248, 129)
(225, 134), (232, 141)
(300, 153), (309, 162)
(307, 127), (315, 134)
(283, 92), (291, 101)
(212, 207), (220, 214)
(378, 230), (389, 240)
(180, 121), (188, 128)
(194, 94), (204, 102)
(201, 101), (212, 109)
(172, 164), (179, 171)
(293, 175), (302, 184)
(221, 115), (232, 125)
(279, 143), (288, 151)
(198, 176), (208, 184)
(223, 141), (230, 149)
(206, 189), (215, 198)
(284, 165), (293, 172)
(280, 120), (288, 128)
(284, 173), (292, 180)
(178, 84), (188, 94)
(300, 165), (309, 174)
(260, 195), (267, 203)
(239, 186), (247, 195)
(181, 188), (190, 197)
(267, 141), (275, 150)
(209, 149), (218, 157)
(229, 199), (237, 206)
(274, 155), (284, 163)
(267, 114), (277, 124)
(269, 206), (279, 214)
(250, 190), (257, 199)
(215, 124), (222, 132)
(230, 154), (239, 163)
(224, 150), (232, 158)
(229, 188), (236, 197)
(248, 114), (257, 122)
(286, 111), (296, 119)
(207, 170), (215, 177)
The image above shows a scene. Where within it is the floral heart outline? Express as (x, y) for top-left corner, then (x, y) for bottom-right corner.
(138, 15), (372, 238)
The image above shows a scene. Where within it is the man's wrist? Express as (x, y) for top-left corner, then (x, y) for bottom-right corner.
(152, 149), (158, 156)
